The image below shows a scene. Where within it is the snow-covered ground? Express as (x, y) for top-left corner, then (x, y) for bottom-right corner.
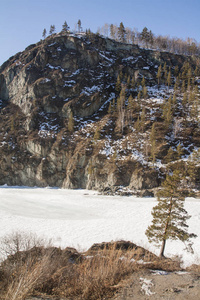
(0, 186), (199, 267)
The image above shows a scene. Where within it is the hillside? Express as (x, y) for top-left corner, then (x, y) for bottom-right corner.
(0, 31), (200, 194)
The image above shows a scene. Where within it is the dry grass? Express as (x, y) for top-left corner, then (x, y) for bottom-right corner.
(41, 245), (136, 299)
(0, 238), (136, 300)
(0, 234), (184, 300)
(3, 255), (50, 300)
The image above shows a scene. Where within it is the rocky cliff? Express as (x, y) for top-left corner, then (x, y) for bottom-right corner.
(0, 32), (199, 194)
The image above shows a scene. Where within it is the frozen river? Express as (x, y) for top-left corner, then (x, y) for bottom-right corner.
(0, 186), (199, 267)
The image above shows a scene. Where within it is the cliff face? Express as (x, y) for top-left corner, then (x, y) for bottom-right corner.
(0, 32), (199, 194)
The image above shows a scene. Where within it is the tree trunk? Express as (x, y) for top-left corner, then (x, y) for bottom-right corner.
(159, 239), (166, 257)
(159, 197), (173, 258)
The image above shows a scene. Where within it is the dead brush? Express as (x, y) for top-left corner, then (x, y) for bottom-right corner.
(3, 254), (51, 300)
(47, 245), (135, 300)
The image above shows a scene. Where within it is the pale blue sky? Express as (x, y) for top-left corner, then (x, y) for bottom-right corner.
(0, 0), (199, 65)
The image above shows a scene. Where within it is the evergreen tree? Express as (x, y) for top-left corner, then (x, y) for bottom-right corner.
(141, 27), (149, 47)
(77, 19), (82, 32)
(149, 30), (154, 47)
(140, 107), (146, 132)
(62, 21), (70, 33)
(167, 70), (171, 89)
(110, 24), (115, 39)
(131, 76), (135, 89)
(150, 123), (156, 163)
(181, 80), (186, 93)
(137, 90), (142, 101)
(42, 28), (47, 39)
(115, 74), (121, 93)
(174, 65), (179, 77)
(182, 92), (188, 107)
(112, 98), (116, 113)
(134, 116), (140, 132)
(146, 170), (196, 257)
(190, 100), (198, 121)
(68, 111), (74, 132)
(108, 101), (112, 114)
(194, 66), (199, 77)
(173, 93), (177, 107)
(188, 92), (194, 104)
(93, 126), (100, 141)
(174, 77), (180, 93)
(143, 85), (148, 99)
(49, 25), (56, 35)
(163, 62), (167, 74)
(176, 143), (184, 159)
(88, 161), (94, 176)
(165, 146), (175, 163)
(118, 22), (126, 43)
(163, 97), (172, 126)
(187, 149), (200, 186)
(127, 75), (131, 89)
(157, 65), (162, 86)
(141, 76), (145, 87)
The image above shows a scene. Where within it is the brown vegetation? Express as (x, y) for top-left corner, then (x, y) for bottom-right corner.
(0, 234), (185, 300)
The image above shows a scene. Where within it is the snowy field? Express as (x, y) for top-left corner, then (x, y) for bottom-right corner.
(0, 186), (199, 267)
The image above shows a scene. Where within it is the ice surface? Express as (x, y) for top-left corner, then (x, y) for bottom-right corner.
(0, 187), (199, 267)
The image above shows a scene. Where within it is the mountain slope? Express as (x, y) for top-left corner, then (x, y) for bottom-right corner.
(0, 32), (200, 194)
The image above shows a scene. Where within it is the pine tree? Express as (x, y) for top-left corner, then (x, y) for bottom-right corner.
(157, 65), (162, 86)
(163, 97), (172, 126)
(173, 94), (177, 107)
(137, 90), (142, 101)
(68, 111), (74, 132)
(140, 107), (146, 132)
(49, 25), (56, 35)
(174, 76), (180, 92)
(141, 76), (145, 87)
(163, 62), (167, 74)
(118, 22), (126, 43)
(187, 149), (200, 186)
(167, 70), (171, 89)
(112, 98), (116, 113)
(143, 85), (148, 99)
(141, 27), (149, 48)
(127, 75), (131, 89)
(174, 65), (179, 77)
(62, 21), (70, 33)
(194, 66), (199, 77)
(164, 69), (168, 85)
(150, 123), (156, 163)
(127, 94), (134, 110)
(131, 76), (135, 89)
(181, 80), (186, 93)
(182, 92), (188, 107)
(165, 147), (175, 163)
(176, 143), (183, 159)
(188, 92), (194, 104)
(134, 116), (140, 132)
(77, 19), (82, 32)
(149, 30), (154, 47)
(88, 161), (94, 176)
(93, 126), (100, 141)
(146, 170), (196, 257)
(42, 28), (47, 39)
(115, 74), (121, 93)
(108, 101), (112, 114)
(110, 24), (115, 39)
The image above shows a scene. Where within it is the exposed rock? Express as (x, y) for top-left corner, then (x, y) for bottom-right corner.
(0, 32), (199, 193)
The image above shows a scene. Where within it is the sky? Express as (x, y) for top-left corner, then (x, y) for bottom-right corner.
(0, 0), (200, 65)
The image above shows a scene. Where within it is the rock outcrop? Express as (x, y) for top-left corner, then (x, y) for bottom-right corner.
(0, 32), (199, 193)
